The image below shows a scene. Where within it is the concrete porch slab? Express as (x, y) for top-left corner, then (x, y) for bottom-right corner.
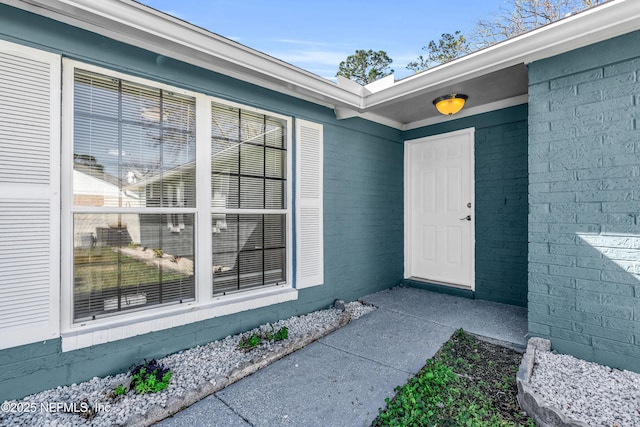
(361, 286), (528, 348)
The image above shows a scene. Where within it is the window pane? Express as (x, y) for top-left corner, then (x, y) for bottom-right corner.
(265, 147), (285, 179)
(265, 117), (286, 149)
(240, 110), (265, 145)
(73, 213), (195, 321)
(239, 176), (264, 209)
(240, 143), (264, 176)
(211, 101), (287, 212)
(264, 214), (285, 248)
(265, 179), (285, 209)
(264, 248), (286, 284)
(212, 214), (286, 295)
(73, 69), (196, 209)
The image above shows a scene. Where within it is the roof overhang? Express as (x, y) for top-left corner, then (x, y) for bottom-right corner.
(4, 0), (640, 129)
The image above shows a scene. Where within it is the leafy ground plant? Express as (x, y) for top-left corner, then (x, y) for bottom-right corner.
(112, 384), (127, 396)
(238, 325), (289, 350)
(130, 359), (171, 394)
(372, 329), (534, 427)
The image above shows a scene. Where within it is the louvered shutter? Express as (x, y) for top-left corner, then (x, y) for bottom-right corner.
(295, 119), (323, 288)
(0, 41), (60, 349)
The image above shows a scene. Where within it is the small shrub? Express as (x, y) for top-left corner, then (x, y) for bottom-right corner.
(152, 248), (164, 258)
(272, 326), (288, 341)
(237, 325), (289, 350)
(128, 242), (140, 249)
(238, 333), (262, 350)
(113, 384), (127, 396)
(130, 359), (171, 394)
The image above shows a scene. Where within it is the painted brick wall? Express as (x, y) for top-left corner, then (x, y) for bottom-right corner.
(475, 120), (528, 306)
(528, 30), (640, 372)
(403, 105), (529, 307)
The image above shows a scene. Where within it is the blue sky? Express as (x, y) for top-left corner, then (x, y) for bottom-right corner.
(139, 1), (507, 80)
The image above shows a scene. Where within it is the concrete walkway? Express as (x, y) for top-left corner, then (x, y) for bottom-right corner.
(157, 287), (528, 427)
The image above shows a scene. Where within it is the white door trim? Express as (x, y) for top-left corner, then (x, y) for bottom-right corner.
(404, 127), (475, 290)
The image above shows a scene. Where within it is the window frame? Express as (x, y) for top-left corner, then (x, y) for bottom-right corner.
(60, 59), (293, 347)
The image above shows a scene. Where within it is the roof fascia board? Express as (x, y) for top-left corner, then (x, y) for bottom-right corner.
(364, 0), (640, 109)
(6, 0), (364, 110)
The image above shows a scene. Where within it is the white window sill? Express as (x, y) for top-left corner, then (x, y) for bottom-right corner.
(61, 286), (298, 352)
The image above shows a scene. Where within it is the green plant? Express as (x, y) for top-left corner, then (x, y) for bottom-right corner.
(130, 359), (171, 394)
(237, 325), (289, 350)
(128, 242), (140, 249)
(113, 383), (127, 396)
(152, 248), (164, 258)
(238, 333), (262, 350)
(272, 326), (288, 341)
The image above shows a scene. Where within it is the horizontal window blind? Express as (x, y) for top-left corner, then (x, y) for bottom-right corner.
(73, 69), (196, 209)
(211, 101), (288, 296)
(71, 69), (196, 321)
(73, 213), (195, 321)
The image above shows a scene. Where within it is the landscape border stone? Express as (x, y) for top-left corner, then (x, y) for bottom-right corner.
(126, 310), (352, 427)
(516, 338), (589, 427)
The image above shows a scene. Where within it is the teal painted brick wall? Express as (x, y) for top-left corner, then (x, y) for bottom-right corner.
(0, 5), (403, 400)
(528, 30), (640, 373)
(403, 105), (529, 307)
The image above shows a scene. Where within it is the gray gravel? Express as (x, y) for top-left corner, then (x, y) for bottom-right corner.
(0, 302), (374, 427)
(529, 350), (640, 427)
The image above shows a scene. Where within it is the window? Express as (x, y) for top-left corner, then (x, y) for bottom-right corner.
(65, 62), (293, 327)
(71, 68), (196, 321)
(210, 102), (288, 295)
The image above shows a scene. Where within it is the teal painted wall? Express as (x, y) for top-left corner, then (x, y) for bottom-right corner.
(0, 4), (403, 400)
(528, 30), (640, 373)
(403, 105), (529, 307)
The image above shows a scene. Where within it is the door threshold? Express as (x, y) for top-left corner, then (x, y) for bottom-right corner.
(407, 277), (472, 291)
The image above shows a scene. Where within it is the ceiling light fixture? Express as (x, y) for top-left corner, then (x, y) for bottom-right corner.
(432, 94), (468, 116)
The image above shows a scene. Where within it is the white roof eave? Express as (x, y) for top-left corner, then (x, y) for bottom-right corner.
(364, 0), (640, 109)
(5, 0), (640, 127)
(5, 0), (365, 111)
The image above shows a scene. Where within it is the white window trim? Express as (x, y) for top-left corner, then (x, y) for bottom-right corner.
(61, 59), (294, 351)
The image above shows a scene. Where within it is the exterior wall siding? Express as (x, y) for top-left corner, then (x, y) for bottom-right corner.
(528, 30), (640, 373)
(0, 4), (403, 400)
(403, 105), (529, 307)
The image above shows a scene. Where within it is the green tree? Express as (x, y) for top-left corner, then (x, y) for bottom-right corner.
(336, 49), (393, 85)
(406, 31), (471, 73)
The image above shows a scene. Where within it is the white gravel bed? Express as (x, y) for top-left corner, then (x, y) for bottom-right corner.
(0, 302), (375, 427)
(529, 350), (640, 427)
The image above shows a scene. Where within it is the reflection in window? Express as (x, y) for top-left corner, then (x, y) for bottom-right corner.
(73, 213), (194, 321)
(73, 69), (196, 209)
(72, 69), (196, 321)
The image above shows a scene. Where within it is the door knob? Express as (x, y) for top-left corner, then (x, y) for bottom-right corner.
(459, 215), (471, 221)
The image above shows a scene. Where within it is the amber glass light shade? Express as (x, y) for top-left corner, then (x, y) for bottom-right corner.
(433, 94), (468, 116)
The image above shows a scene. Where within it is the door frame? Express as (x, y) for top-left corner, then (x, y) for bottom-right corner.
(404, 127), (475, 290)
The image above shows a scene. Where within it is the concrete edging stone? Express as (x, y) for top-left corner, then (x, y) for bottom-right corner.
(125, 311), (352, 427)
(516, 338), (589, 427)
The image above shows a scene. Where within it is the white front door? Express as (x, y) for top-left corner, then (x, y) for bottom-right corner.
(405, 128), (474, 289)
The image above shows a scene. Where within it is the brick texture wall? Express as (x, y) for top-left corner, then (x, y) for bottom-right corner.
(528, 31), (640, 372)
(475, 121), (528, 307)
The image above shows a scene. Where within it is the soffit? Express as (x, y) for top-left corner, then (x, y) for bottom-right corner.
(365, 64), (528, 126)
